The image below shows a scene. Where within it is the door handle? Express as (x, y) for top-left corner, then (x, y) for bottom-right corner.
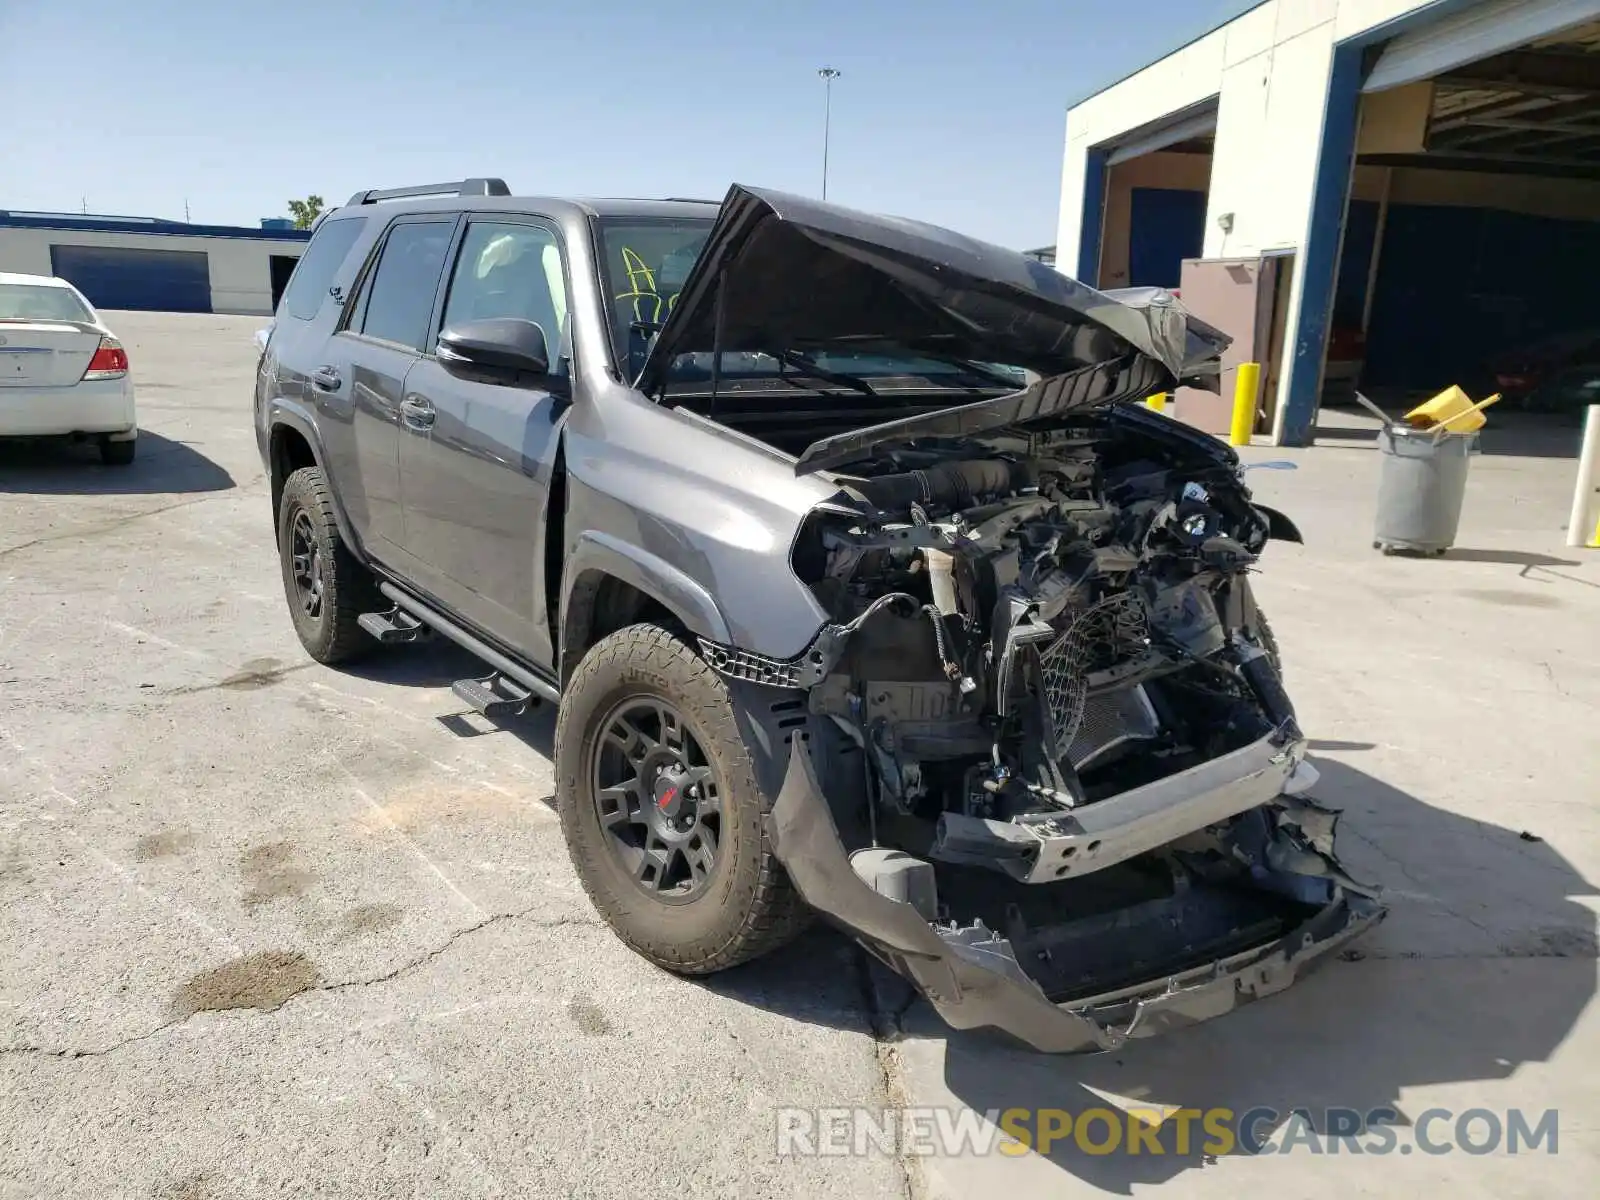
(311, 365), (342, 391)
(400, 395), (436, 430)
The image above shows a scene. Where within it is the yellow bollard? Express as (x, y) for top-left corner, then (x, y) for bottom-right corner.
(1229, 362), (1261, 447)
(1146, 392), (1167, 414)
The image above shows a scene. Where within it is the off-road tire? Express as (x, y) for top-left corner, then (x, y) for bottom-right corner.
(99, 437), (136, 466)
(277, 465), (380, 665)
(555, 623), (811, 974)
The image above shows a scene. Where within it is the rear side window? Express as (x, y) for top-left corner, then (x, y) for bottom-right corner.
(280, 216), (366, 322)
(355, 219), (455, 351)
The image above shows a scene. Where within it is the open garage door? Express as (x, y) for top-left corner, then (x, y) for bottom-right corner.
(1089, 101), (1216, 290)
(49, 244), (212, 313)
(1365, 0), (1600, 93)
(1323, 14), (1600, 435)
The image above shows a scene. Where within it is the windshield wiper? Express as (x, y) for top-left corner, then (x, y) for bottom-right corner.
(777, 350), (879, 397)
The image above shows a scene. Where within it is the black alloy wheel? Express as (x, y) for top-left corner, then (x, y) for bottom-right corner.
(590, 697), (722, 903)
(288, 508), (326, 621)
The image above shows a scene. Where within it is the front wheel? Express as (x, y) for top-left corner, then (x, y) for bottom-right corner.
(554, 624), (809, 974)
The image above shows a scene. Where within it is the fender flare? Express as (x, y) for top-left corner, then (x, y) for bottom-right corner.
(265, 399), (364, 556)
(561, 530), (732, 668)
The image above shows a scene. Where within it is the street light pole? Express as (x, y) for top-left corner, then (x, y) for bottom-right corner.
(818, 67), (841, 200)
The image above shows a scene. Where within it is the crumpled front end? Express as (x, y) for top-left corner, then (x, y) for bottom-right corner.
(701, 399), (1385, 1051)
(764, 737), (1383, 1052)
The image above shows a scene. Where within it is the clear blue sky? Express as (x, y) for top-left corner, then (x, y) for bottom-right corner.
(0, 0), (1254, 249)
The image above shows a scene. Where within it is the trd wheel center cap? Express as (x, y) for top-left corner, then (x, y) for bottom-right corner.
(651, 765), (691, 821)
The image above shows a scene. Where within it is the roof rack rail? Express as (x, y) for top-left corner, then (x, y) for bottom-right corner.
(661, 196), (719, 204)
(344, 178), (511, 206)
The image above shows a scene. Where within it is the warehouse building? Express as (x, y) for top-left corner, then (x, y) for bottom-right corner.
(0, 211), (311, 316)
(1057, 0), (1600, 445)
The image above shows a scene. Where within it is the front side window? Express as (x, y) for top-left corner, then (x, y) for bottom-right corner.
(355, 219), (455, 351)
(280, 216), (365, 322)
(440, 220), (569, 373)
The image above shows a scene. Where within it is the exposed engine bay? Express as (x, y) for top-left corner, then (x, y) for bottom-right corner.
(702, 406), (1382, 1037)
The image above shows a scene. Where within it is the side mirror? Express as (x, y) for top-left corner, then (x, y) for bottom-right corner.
(437, 318), (554, 385)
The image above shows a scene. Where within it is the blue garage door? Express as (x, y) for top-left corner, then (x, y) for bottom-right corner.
(49, 244), (212, 313)
(1128, 187), (1207, 289)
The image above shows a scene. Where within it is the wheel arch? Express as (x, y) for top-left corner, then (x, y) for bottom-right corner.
(266, 404), (363, 559)
(559, 531), (733, 685)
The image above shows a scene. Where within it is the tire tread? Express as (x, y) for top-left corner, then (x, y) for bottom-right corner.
(555, 624), (810, 975)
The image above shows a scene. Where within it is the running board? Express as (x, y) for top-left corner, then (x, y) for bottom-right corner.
(375, 581), (562, 711)
(452, 673), (537, 718)
(358, 607), (429, 644)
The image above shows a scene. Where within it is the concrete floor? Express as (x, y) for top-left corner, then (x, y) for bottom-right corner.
(2, 312), (1597, 1198)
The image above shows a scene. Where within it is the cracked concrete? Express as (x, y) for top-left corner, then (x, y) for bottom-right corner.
(2, 907), (605, 1060)
(4, 312), (1599, 1199)
(0, 313), (899, 1200)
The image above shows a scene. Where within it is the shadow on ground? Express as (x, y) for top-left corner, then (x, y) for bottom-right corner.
(924, 757), (1597, 1191)
(1442, 548), (1581, 568)
(676, 756), (1596, 1192)
(352, 638), (561, 754)
(0, 431), (235, 494)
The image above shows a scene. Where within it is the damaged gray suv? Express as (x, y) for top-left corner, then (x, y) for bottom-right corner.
(255, 178), (1384, 1052)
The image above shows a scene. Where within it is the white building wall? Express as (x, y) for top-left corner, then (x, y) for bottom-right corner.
(1056, 0), (1437, 435)
(0, 228), (304, 315)
(1058, 0), (1433, 278)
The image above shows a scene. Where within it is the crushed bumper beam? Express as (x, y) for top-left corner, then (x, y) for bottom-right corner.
(766, 739), (1385, 1053)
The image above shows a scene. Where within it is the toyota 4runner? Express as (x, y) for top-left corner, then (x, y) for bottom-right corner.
(254, 178), (1384, 1052)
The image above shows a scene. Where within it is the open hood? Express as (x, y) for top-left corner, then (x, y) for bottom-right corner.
(634, 184), (1231, 403)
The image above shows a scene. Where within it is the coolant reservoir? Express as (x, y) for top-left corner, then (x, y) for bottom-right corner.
(924, 550), (958, 616)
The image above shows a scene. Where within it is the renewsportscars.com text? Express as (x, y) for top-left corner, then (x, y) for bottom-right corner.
(775, 1105), (1560, 1158)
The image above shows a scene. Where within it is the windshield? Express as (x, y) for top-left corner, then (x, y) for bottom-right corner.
(0, 283), (94, 323)
(592, 216), (1028, 391)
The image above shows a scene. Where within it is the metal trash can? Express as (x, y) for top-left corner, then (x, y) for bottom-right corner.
(1372, 426), (1477, 556)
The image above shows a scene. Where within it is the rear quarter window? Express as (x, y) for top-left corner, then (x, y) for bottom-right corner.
(280, 217), (368, 322)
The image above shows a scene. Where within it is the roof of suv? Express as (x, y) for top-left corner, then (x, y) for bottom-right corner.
(328, 190), (721, 225)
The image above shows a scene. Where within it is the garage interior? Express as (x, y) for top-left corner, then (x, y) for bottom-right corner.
(1325, 18), (1600, 427)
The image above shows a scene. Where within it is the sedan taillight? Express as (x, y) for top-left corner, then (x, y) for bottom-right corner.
(82, 336), (129, 381)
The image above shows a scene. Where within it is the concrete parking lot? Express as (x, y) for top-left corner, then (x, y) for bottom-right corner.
(3, 311), (1598, 1199)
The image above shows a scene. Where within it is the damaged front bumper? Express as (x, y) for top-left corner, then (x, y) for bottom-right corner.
(766, 739), (1386, 1053)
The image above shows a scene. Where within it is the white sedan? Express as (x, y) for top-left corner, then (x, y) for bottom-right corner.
(0, 271), (137, 465)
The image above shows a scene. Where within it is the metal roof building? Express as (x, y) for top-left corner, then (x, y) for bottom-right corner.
(0, 210), (311, 316)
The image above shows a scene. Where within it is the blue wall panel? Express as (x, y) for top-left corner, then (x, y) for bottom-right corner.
(1127, 187), (1207, 288)
(49, 244), (212, 313)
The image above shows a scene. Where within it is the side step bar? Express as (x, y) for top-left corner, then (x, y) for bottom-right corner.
(358, 607), (429, 644)
(376, 582), (562, 713)
(452, 673), (535, 718)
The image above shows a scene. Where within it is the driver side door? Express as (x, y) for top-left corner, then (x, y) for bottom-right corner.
(396, 215), (572, 665)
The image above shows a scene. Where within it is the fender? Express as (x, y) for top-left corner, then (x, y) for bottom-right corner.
(264, 397), (366, 559)
(561, 529), (733, 670)
(1254, 504), (1304, 544)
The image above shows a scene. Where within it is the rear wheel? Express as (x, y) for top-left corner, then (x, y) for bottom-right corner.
(99, 437), (135, 466)
(276, 466), (379, 664)
(555, 624), (809, 974)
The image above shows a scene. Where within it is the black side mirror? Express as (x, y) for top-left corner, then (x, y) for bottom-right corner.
(437, 318), (554, 386)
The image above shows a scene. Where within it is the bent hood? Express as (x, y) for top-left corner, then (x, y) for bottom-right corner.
(635, 183), (1230, 402)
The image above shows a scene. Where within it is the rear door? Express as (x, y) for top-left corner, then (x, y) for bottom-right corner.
(396, 215), (572, 662)
(0, 281), (102, 388)
(317, 215), (457, 565)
